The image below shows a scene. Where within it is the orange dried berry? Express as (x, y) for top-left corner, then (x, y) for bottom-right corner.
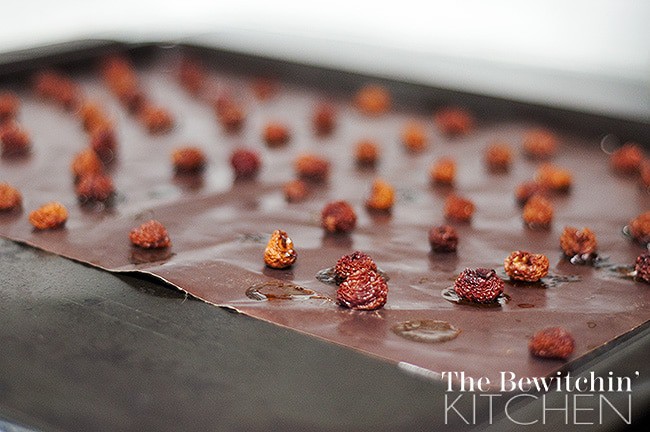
(365, 178), (395, 211)
(263, 122), (290, 147)
(535, 163), (572, 192)
(321, 200), (357, 233)
(335, 251), (378, 282)
(337, 266), (388, 311)
(172, 146), (206, 173)
(230, 148), (261, 179)
(283, 179), (308, 203)
(559, 227), (597, 257)
(610, 142), (644, 175)
(355, 84), (390, 115)
(401, 121), (427, 152)
(434, 107), (474, 135)
(33, 71), (80, 111)
(515, 181), (548, 206)
(129, 220), (171, 249)
(628, 211), (650, 245)
(178, 58), (206, 95)
(139, 105), (174, 134)
(313, 103), (336, 136)
(78, 101), (111, 132)
(89, 124), (117, 162)
(263, 229), (297, 269)
(523, 128), (557, 159)
(71, 148), (104, 180)
(0, 182), (22, 211)
(0, 122), (31, 156)
(29, 202), (68, 230)
(504, 251), (550, 282)
(430, 157), (456, 185)
(444, 194), (474, 222)
(0, 91), (20, 122)
(355, 139), (380, 167)
(218, 103), (245, 133)
(76, 173), (115, 202)
(294, 154), (330, 182)
(522, 195), (553, 229)
(529, 327), (575, 360)
(485, 141), (513, 172)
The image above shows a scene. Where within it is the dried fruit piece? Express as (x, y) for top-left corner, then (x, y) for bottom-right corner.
(628, 211), (650, 245)
(89, 124), (117, 162)
(76, 173), (115, 202)
(313, 103), (336, 136)
(453, 267), (504, 304)
(71, 148), (104, 180)
(264, 122), (290, 147)
(365, 178), (395, 212)
(33, 70), (81, 110)
(485, 141), (513, 172)
(0, 91), (19, 122)
(428, 225), (458, 253)
(178, 58), (206, 95)
(263, 229), (297, 269)
(335, 251), (378, 282)
(529, 327), (575, 359)
(0, 122), (31, 156)
(504, 251), (550, 282)
(78, 101), (111, 132)
(515, 181), (548, 206)
(523, 129), (557, 159)
(610, 142), (643, 175)
(252, 78), (278, 100)
(0, 182), (22, 211)
(337, 266), (388, 310)
(536, 163), (572, 192)
(283, 179), (308, 203)
(355, 140), (380, 167)
(640, 160), (650, 189)
(139, 105), (174, 134)
(559, 227), (597, 257)
(430, 157), (456, 185)
(172, 147), (206, 173)
(129, 220), (171, 249)
(355, 84), (390, 115)
(321, 200), (357, 233)
(634, 252), (650, 283)
(29, 202), (68, 230)
(401, 121), (427, 152)
(444, 194), (474, 222)
(230, 148), (261, 179)
(434, 107), (473, 135)
(522, 195), (553, 229)
(295, 154), (330, 182)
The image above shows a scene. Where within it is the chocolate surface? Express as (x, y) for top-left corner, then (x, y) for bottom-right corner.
(0, 44), (649, 385)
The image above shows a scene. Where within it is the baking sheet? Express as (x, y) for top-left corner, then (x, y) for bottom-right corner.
(1, 42), (649, 384)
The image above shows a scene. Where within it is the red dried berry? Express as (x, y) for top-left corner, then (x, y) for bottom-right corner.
(401, 121), (427, 152)
(453, 267), (504, 304)
(172, 147), (207, 173)
(0, 91), (20, 123)
(634, 252), (650, 283)
(283, 179), (308, 203)
(33, 71), (81, 111)
(313, 103), (336, 136)
(355, 140), (380, 167)
(29, 202), (68, 230)
(610, 142), (643, 175)
(355, 84), (391, 116)
(264, 122), (290, 147)
(428, 225), (458, 253)
(515, 181), (548, 206)
(178, 58), (206, 95)
(217, 102), (245, 133)
(337, 266), (388, 310)
(252, 78), (279, 100)
(559, 227), (597, 257)
(629, 211), (650, 245)
(89, 125), (117, 162)
(335, 251), (378, 282)
(295, 154), (330, 182)
(523, 129), (557, 159)
(529, 327), (575, 359)
(321, 200), (357, 233)
(230, 148), (261, 178)
(139, 105), (174, 134)
(639, 160), (650, 189)
(434, 107), (474, 135)
(76, 173), (115, 202)
(485, 141), (513, 172)
(522, 195), (553, 229)
(536, 163), (572, 192)
(0, 122), (31, 156)
(504, 250), (550, 282)
(129, 220), (171, 249)
(78, 101), (111, 133)
(0, 182), (22, 211)
(430, 157), (456, 185)
(444, 194), (475, 222)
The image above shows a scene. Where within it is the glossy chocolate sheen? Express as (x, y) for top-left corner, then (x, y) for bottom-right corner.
(1, 43), (649, 386)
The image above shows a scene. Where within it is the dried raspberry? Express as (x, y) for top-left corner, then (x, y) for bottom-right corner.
(523, 129), (557, 159)
(29, 202), (68, 230)
(610, 142), (643, 175)
(76, 173), (115, 202)
(33, 71), (80, 110)
(434, 107), (474, 135)
(453, 267), (504, 304)
(89, 125), (117, 162)
(313, 103), (336, 135)
(335, 251), (378, 281)
(401, 121), (427, 152)
(504, 250), (550, 282)
(536, 163), (572, 192)
(172, 147), (206, 173)
(515, 181), (548, 206)
(634, 252), (650, 283)
(78, 101), (111, 133)
(252, 78), (278, 100)
(559, 227), (597, 257)
(264, 229), (297, 269)
(71, 148), (104, 180)
(283, 179), (308, 203)
(139, 105), (174, 134)
(628, 211), (650, 245)
(178, 58), (206, 95)
(365, 178), (395, 212)
(129, 220), (171, 249)
(0, 91), (19, 123)
(529, 327), (575, 359)
(321, 201), (357, 233)
(230, 148), (261, 179)
(444, 194), (474, 222)
(0, 122), (31, 156)
(295, 154), (330, 182)
(430, 157), (456, 185)
(485, 141), (513, 172)
(428, 225), (458, 253)
(355, 140), (380, 167)
(522, 195), (553, 229)
(0, 182), (22, 211)
(264, 122), (290, 147)
(355, 84), (390, 115)
(337, 266), (388, 310)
